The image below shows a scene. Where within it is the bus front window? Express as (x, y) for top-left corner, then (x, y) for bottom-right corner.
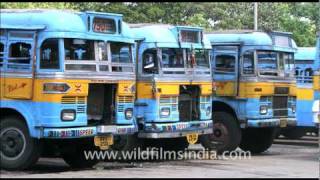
(64, 38), (96, 71)
(194, 49), (210, 68)
(65, 39), (95, 61)
(257, 51), (278, 76)
(110, 42), (132, 63)
(162, 48), (184, 68)
(281, 52), (295, 77)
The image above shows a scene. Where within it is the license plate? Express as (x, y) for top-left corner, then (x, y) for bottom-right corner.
(280, 119), (287, 128)
(186, 133), (198, 144)
(94, 135), (113, 150)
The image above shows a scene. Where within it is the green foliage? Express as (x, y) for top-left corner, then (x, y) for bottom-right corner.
(1, 2), (318, 46)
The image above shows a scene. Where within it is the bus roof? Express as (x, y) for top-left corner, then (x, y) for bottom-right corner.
(295, 47), (316, 61)
(205, 31), (297, 51)
(129, 23), (211, 49)
(0, 9), (134, 41)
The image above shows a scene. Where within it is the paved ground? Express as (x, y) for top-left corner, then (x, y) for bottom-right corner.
(0, 136), (319, 178)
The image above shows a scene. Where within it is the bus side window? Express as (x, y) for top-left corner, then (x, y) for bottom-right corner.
(243, 51), (254, 74)
(142, 49), (158, 74)
(215, 55), (235, 73)
(40, 39), (60, 69)
(8, 42), (32, 70)
(0, 42), (4, 67)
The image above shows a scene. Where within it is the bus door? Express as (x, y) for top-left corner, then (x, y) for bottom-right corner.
(212, 45), (239, 96)
(3, 30), (37, 99)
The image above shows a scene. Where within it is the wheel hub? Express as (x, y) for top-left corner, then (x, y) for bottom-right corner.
(0, 128), (26, 160)
(209, 122), (229, 145)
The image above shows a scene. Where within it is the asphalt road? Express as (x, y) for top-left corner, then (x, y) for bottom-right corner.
(0, 136), (319, 178)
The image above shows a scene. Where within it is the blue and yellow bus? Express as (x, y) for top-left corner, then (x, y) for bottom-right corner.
(0, 9), (137, 170)
(279, 46), (319, 138)
(313, 33), (320, 128)
(130, 24), (213, 150)
(201, 31), (297, 153)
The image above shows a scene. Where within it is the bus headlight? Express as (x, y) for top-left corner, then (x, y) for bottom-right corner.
(124, 108), (133, 120)
(61, 109), (76, 121)
(291, 105), (296, 113)
(206, 106), (211, 117)
(160, 107), (170, 118)
(260, 105), (268, 115)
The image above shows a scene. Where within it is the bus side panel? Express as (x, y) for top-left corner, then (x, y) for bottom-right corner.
(296, 87), (314, 126)
(4, 78), (33, 99)
(0, 100), (41, 138)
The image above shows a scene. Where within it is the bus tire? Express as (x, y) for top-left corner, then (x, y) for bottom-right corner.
(0, 116), (42, 170)
(281, 128), (305, 139)
(61, 139), (99, 169)
(239, 127), (276, 154)
(199, 112), (241, 154)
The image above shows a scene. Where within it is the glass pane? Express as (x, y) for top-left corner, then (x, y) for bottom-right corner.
(93, 18), (116, 34)
(243, 51), (254, 74)
(97, 42), (108, 61)
(40, 39), (60, 69)
(162, 48), (184, 68)
(64, 39), (95, 60)
(194, 49), (210, 68)
(142, 49), (158, 74)
(0, 42), (3, 67)
(180, 30), (199, 43)
(257, 51), (277, 76)
(110, 42), (132, 63)
(215, 55), (235, 73)
(9, 42), (31, 64)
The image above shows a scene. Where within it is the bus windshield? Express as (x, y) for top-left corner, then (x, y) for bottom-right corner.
(64, 38), (133, 72)
(194, 49), (210, 68)
(257, 51), (278, 76)
(280, 52), (295, 77)
(257, 50), (294, 77)
(161, 48), (210, 69)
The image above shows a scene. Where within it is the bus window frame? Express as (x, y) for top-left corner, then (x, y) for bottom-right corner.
(6, 32), (35, 72)
(37, 38), (64, 72)
(38, 38), (62, 71)
(240, 50), (256, 76)
(256, 50), (279, 77)
(0, 32), (7, 70)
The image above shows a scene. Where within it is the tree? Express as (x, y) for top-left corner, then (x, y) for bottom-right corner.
(1, 2), (318, 46)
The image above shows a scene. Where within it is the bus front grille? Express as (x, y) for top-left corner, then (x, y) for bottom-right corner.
(272, 96), (288, 117)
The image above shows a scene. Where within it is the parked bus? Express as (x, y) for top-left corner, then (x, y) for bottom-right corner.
(201, 31), (297, 153)
(129, 24), (213, 150)
(279, 47), (319, 138)
(313, 33), (320, 128)
(0, 9), (137, 170)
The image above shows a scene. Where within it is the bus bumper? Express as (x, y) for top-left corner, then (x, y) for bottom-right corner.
(138, 120), (213, 139)
(247, 118), (297, 128)
(41, 124), (138, 138)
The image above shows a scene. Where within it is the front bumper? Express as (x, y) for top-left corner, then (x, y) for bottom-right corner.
(246, 118), (297, 128)
(138, 120), (213, 138)
(41, 124), (138, 139)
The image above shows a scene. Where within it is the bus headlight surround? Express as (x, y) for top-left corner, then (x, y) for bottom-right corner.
(260, 105), (268, 115)
(61, 109), (76, 121)
(160, 107), (170, 118)
(125, 108), (133, 120)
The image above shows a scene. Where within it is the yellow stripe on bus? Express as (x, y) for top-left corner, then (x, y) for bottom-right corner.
(0, 77), (135, 103)
(136, 81), (212, 99)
